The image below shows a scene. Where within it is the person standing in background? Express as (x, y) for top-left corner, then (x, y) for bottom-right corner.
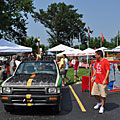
(6, 63), (10, 78)
(10, 55), (17, 75)
(91, 50), (110, 114)
(63, 54), (70, 84)
(71, 56), (76, 67)
(73, 56), (80, 82)
(0, 64), (6, 81)
(59, 56), (65, 86)
(15, 56), (21, 67)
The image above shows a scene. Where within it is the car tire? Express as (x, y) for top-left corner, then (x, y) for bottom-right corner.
(4, 105), (15, 112)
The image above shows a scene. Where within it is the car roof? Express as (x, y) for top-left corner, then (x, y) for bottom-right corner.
(22, 55), (56, 63)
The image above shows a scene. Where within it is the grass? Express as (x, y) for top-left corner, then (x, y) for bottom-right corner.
(66, 67), (90, 84)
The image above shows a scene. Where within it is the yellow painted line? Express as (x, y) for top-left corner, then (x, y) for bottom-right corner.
(69, 85), (86, 112)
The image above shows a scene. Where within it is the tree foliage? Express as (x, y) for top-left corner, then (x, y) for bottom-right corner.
(0, 0), (35, 44)
(74, 36), (114, 50)
(110, 35), (120, 48)
(19, 36), (38, 54)
(33, 2), (87, 47)
(89, 36), (111, 49)
(16, 36), (47, 54)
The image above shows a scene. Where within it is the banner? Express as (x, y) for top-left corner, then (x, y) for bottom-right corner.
(101, 33), (104, 42)
(88, 27), (90, 38)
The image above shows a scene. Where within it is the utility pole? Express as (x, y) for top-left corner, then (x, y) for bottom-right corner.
(117, 30), (119, 46)
(88, 27), (90, 48)
(100, 38), (102, 47)
(78, 32), (81, 49)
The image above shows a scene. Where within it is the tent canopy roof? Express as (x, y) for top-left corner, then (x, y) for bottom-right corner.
(0, 38), (32, 54)
(104, 46), (120, 52)
(57, 49), (82, 57)
(47, 44), (75, 52)
(115, 46), (120, 49)
(78, 48), (95, 56)
(95, 47), (107, 51)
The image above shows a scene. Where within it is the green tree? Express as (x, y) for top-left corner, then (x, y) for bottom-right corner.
(110, 35), (120, 48)
(89, 37), (100, 49)
(17, 36), (47, 54)
(0, 0), (35, 44)
(89, 36), (111, 49)
(74, 44), (87, 50)
(19, 36), (38, 54)
(33, 2), (87, 47)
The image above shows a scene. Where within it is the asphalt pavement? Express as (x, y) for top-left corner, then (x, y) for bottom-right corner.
(0, 84), (120, 120)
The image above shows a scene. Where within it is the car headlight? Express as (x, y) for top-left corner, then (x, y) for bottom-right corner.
(48, 88), (57, 94)
(2, 87), (12, 94)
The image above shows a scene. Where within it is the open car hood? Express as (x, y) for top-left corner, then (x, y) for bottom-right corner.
(4, 74), (57, 87)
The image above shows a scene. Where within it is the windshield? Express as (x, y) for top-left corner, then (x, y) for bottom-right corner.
(15, 61), (57, 75)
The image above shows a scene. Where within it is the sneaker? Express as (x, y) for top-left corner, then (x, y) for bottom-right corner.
(99, 106), (104, 114)
(94, 102), (102, 110)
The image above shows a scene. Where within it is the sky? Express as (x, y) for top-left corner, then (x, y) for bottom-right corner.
(27, 0), (120, 46)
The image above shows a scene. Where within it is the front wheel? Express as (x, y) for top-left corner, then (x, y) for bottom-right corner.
(4, 105), (15, 112)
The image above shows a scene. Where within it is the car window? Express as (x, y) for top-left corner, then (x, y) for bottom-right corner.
(16, 61), (57, 75)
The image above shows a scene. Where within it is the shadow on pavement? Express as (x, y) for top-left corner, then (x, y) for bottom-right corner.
(9, 87), (73, 116)
(105, 103), (119, 111)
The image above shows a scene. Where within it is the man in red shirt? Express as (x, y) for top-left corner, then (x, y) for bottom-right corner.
(91, 50), (110, 114)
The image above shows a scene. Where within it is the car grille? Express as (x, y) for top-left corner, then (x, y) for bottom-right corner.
(13, 91), (45, 95)
(11, 88), (48, 105)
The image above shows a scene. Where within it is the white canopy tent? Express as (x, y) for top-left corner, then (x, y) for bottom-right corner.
(104, 47), (120, 58)
(115, 46), (120, 49)
(57, 49), (82, 57)
(112, 46), (120, 52)
(95, 47), (108, 57)
(47, 44), (75, 52)
(95, 47), (107, 51)
(77, 48), (95, 56)
(77, 48), (95, 64)
(104, 46), (120, 52)
(0, 38), (32, 55)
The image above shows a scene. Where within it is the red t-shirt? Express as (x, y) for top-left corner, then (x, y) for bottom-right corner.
(94, 58), (110, 84)
(7, 66), (10, 74)
(74, 60), (79, 70)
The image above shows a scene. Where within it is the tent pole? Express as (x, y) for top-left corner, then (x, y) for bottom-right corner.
(89, 60), (91, 95)
(87, 54), (88, 65)
(56, 51), (57, 60)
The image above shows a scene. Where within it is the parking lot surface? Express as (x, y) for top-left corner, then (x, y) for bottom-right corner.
(0, 84), (120, 120)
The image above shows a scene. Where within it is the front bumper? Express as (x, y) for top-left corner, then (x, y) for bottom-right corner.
(0, 94), (62, 106)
